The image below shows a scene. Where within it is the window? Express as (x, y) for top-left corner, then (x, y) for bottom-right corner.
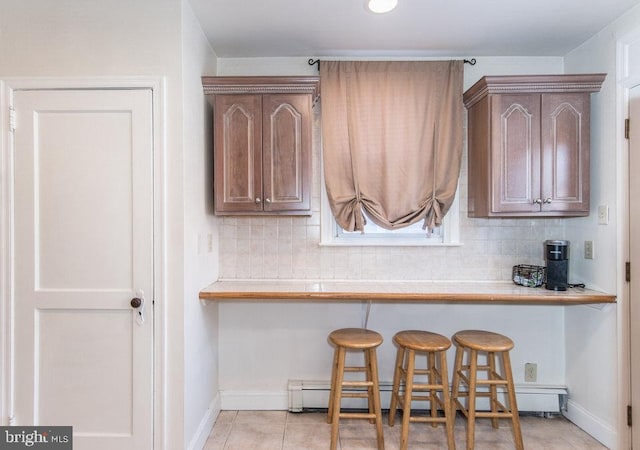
(319, 180), (461, 247)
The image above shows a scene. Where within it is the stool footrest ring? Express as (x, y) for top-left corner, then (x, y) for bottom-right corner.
(339, 412), (379, 420)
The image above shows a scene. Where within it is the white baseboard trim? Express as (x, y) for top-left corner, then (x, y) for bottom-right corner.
(221, 390), (289, 410)
(220, 381), (567, 414)
(288, 379), (566, 413)
(187, 394), (221, 450)
(564, 399), (615, 449)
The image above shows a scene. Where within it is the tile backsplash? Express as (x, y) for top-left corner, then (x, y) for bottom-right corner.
(218, 107), (564, 281)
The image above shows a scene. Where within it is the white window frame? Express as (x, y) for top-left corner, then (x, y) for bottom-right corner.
(319, 179), (461, 247)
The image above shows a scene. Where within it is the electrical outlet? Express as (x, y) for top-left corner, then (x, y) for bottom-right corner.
(584, 240), (594, 259)
(524, 362), (537, 382)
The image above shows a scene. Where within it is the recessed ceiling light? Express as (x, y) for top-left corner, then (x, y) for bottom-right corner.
(367, 0), (398, 14)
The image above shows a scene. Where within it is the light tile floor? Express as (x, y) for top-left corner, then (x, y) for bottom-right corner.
(204, 410), (608, 450)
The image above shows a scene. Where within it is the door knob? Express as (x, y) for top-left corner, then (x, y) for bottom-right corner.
(131, 290), (146, 325)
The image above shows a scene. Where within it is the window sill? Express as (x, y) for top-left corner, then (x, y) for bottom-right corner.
(318, 239), (463, 247)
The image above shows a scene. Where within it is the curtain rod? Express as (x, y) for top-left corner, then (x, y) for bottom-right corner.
(307, 58), (476, 70)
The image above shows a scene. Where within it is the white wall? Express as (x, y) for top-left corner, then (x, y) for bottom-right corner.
(0, 0), (181, 79)
(181, 2), (220, 449)
(563, 4), (640, 449)
(214, 55), (574, 415)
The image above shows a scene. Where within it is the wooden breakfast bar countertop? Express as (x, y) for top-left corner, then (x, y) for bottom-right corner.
(199, 280), (616, 305)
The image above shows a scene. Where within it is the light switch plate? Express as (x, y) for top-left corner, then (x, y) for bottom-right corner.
(598, 205), (609, 225)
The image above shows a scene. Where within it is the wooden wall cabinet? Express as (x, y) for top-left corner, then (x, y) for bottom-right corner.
(463, 74), (605, 217)
(202, 76), (320, 215)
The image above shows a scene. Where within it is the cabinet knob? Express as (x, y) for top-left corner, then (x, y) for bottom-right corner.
(255, 197), (261, 204)
(265, 198), (271, 204)
(533, 198), (543, 205)
(543, 197), (552, 204)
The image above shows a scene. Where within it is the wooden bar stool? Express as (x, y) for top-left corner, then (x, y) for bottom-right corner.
(388, 330), (455, 450)
(451, 330), (524, 450)
(327, 328), (384, 450)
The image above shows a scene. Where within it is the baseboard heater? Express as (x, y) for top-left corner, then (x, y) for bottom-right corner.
(288, 380), (567, 415)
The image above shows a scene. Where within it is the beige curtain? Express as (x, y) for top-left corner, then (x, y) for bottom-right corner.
(320, 60), (463, 232)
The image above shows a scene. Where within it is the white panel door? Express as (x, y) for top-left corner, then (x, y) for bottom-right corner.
(11, 88), (153, 450)
(630, 84), (640, 449)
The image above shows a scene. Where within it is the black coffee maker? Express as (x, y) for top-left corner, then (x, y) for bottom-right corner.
(545, 240), (569, 291)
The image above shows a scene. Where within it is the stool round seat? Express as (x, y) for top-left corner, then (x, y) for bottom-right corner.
(453, 329), (514, 352)
(329, 328), (383, 348)
(393, 330), (452, 352)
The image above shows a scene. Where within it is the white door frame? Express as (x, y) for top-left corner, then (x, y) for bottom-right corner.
(0, 77), (168, 450)
(617, 28), (640, 450)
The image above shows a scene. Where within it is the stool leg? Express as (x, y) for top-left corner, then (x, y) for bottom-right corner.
(451, 344), (463, 413)
(365, 348), (375, 424)
(439, 350), (456, 450)
(389, 346), (406, 426)
(502, 351), (524, 450)
(428, 351), (438, 428)
(367, 347), (385, 450)
(466, 349), (478, 450)
(327, 347), (339, 424)
(400, 348), (415, 450)
(330, 347), (346, 450)
(488, 351), (499, 429)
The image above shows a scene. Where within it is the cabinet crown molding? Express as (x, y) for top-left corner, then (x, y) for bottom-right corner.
(202, 76), (320, 103)
(463, 74), (606, 108)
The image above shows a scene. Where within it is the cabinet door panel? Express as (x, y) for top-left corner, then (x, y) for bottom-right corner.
(263, 94), (311, 212)
(541, 93), (589, 213)
(214, 95), (263, 213)
(491, 94), (541, 213)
